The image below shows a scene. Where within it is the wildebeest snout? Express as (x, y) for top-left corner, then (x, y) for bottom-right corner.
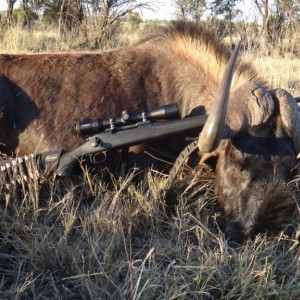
(214, 136), (297, 243)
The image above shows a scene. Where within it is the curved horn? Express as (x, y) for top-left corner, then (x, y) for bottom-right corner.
(198, 41), (242, 153)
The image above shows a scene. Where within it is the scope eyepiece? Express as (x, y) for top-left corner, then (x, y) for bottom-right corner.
(75, 119), (104, 136)
(75, 104), (179, 136)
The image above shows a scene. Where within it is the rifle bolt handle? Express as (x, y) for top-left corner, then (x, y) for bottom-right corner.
(92, 136), (99, 147)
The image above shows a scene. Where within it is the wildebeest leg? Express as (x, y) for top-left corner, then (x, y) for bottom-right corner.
(0, 89), (16, 155)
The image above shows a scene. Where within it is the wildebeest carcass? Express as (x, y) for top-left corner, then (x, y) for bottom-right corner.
(0, 21), (299, 243)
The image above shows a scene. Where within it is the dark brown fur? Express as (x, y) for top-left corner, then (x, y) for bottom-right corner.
(0, 21), (259, 155)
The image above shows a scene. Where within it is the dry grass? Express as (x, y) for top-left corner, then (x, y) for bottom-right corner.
(0, 21), (155, 53)
(0, 166), (299, 299)
(0, 23), (300, 299)
(0, 26), (78, 53)
(250, 55), (300, 95)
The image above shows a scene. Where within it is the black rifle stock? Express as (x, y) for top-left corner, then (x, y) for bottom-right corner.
(57, 114), (208, 176)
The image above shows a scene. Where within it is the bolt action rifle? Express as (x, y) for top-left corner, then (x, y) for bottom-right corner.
(0, 104), (207, 185)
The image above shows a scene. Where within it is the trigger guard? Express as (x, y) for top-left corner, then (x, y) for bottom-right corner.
(89, 152), (107, 163)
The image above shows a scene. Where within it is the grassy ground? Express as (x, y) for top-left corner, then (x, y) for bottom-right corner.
(0, 23), (299, 299)
(0, 166), (299, 299)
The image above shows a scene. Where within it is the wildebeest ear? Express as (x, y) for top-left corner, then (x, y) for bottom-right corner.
(183, 148), (220, 170)
(197, 139), (238, 169)
(195, 149), (220, 170)
(217, 139), (246, 168)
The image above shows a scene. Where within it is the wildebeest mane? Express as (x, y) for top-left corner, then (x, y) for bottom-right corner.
(137, 20), (264, 91)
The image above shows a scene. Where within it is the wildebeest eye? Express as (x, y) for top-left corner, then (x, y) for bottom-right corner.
(240, 157), (250, 171)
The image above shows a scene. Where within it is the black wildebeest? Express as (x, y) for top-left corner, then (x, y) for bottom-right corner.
(0, 21), (299, 243)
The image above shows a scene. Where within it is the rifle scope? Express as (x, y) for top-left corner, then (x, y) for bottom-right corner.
(75, 104), (180, 136)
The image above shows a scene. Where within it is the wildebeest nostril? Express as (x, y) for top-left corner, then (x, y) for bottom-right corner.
(226, 221), (247, 245)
